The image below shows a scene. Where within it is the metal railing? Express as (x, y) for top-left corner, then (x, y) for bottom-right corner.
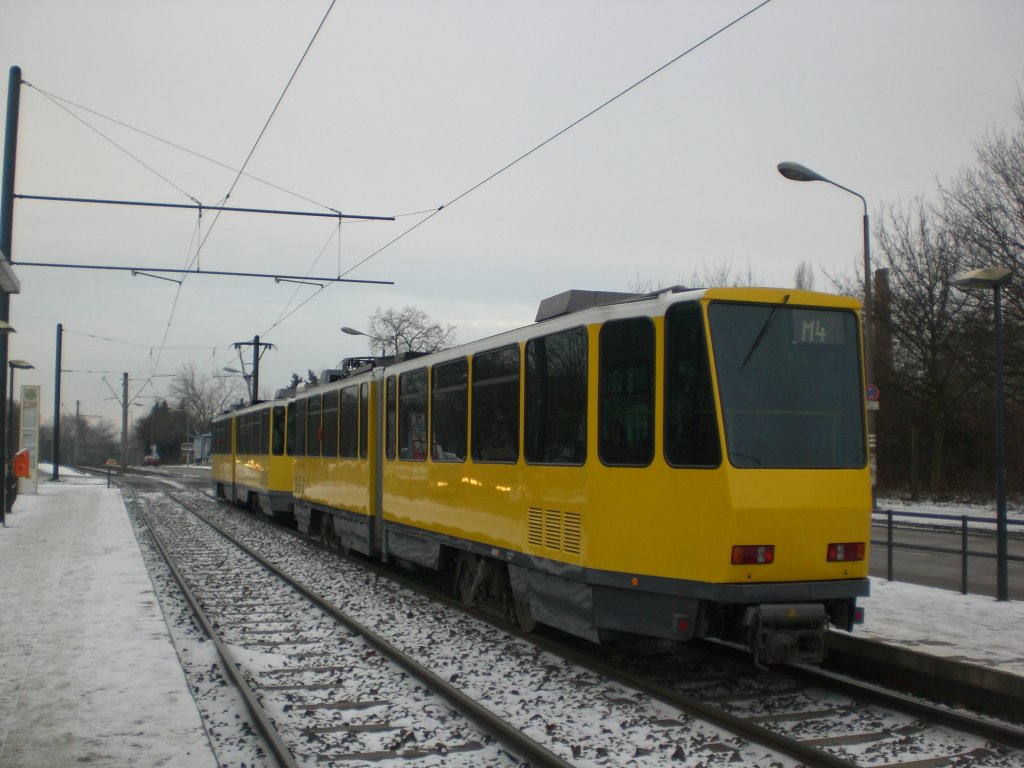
(872, 508), (1024, 595)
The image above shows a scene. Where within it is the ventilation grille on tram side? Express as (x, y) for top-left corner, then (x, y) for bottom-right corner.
(528, 507), (582, 555)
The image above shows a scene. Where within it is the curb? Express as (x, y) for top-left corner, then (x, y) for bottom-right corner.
(827, 632), (1023, 718)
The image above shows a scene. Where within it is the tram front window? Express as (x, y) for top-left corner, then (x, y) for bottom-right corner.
(708, 301), (865, 469)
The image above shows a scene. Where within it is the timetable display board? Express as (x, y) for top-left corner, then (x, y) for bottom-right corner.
(19, 385), (40, 494)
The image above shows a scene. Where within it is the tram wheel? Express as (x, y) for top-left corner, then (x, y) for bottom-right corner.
(457, 551), (479, 607)
(513, 598), (536, 632)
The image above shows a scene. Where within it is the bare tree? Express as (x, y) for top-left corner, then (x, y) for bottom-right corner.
(686, 259), (759, 288)
(872, 200), (976, 496)
(939, 88), (1024, 407)
(170, 363), (245, 435)
(794, 260), (816, 290)
(365, 306), (456, 357)
(628, 261), (758, 293)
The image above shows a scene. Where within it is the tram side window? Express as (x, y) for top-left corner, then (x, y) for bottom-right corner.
(359, 383), (369, 459)
(213, 420), (227, 454)
(260, 408), (271, 455)
(431, 359), (467, 462)
(306, 395), (322, 456)
(293, 399), (306, 456)
(399, 369), (428, 460)
(272, 405), (286, 455)
(322, 390), (339, 457)
(341, 385), (359, 458)
(241, 413), (252, 454)
(525, 327), (587, 465)
(599, 318), (654, 466)
(472, 346), (520, 463)
(665, 303), (721, 467)
(286, 402), (298, 456)
(386, 377), (397, 460)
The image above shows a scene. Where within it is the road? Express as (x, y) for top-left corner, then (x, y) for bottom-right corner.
(870, 524), (1024, 600)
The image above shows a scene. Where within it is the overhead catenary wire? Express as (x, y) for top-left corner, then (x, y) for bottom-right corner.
(338, 0), (773, 280)
(22, 81), (342, 215)
(150, 0), (338, 375)
(25, 1), (770, 406)
(258, 1), (774, 336)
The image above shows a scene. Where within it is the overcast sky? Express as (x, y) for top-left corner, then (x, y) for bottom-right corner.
(2, 0), (1023, 432)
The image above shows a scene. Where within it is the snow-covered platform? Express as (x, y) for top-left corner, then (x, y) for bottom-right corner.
(1, 474), (1021, 767)
(0, 474), (215, 768)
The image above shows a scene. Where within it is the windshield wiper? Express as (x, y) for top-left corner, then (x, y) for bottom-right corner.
(738, 294), (790, 372)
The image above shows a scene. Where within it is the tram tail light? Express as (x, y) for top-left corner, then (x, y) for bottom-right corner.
(827, 542), (865, 562)
(731, 545), (775, 565)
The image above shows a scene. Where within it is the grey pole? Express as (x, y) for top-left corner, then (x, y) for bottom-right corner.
(51, 323), (62, 480)
(252, 335), (260, 405)
(1, 66), (23, 517)
(777, 161), (875, 500)
(993, 281), (1007, 601)
(952, 265), (1013, 601)
(121, 373), (128, 471)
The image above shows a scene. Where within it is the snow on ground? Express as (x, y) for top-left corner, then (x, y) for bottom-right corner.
(877, 495), (1024, 533)
(857, 578), (1024, 675)
(0, 475), (214, 767)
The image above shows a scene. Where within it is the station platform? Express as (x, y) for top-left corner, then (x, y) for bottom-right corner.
(0, 473), (214, 767)
(1, 473), (1021, 767)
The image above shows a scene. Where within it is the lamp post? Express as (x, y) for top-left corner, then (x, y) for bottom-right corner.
(222, 367), (252, 403)
(952, 265), (1013, 601)
(5, 358), (32, 522)
(778, 161), (876, 498)
(341, 325), (393, 357)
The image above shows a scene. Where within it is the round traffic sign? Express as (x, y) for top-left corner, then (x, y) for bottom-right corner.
(865, 385), (880, 402)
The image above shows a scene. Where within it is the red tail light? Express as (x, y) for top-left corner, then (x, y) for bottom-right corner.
(731, 545), (775, 565)
(827, 542), (865, 562)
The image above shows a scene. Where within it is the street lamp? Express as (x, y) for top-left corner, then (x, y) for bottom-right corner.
(778, 161), (876, 499)
(952, 265), (1013, 601)
(222, 366), (252, 402)
(341, 325), (396, 357)
(4, 358), (32, 523)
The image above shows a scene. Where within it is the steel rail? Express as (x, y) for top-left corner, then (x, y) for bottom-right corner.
(241, 497), (1023, 767)
(128, 490), (301, 768)
(196, 487), (1024, 767)
(209, 494), (853, 767)
(169, 492), (575, 768)
(784, 663), (1024, 751)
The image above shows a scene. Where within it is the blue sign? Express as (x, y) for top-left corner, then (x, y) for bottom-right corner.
(865, 385), (880, 402)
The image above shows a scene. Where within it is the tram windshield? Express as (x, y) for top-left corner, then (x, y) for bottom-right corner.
(707, 301), (866, 469)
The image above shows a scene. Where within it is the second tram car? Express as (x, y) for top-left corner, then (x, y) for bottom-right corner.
(212, 398), (294, 521)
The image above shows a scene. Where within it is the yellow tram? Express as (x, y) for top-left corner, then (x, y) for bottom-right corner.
(281, 286), (870, 664)
(211, 397), (294, 521)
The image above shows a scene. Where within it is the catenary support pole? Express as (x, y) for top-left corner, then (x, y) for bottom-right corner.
(121, 373), (128, 471)
(994, 282), (1008, 601)
(51, 323), (62, 480)
(252, 335), (260, 405)
(1, 66), (23, 522)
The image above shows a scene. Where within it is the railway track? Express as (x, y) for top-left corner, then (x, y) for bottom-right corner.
(130, 489), (570, 767)
(544, 633), (1024, 768)
(128, 487), (1024, 767)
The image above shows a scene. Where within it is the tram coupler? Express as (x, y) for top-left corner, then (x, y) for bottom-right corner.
(745, 603), (827, 667)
